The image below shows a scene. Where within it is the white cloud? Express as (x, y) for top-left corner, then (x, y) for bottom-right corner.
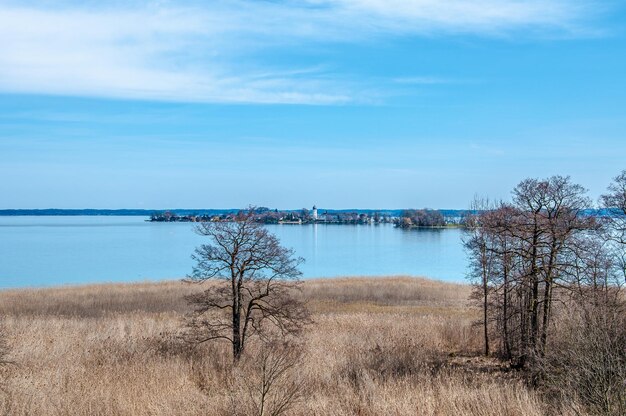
(0, 1), (608, 104)
(0, 4), (354, 104)
(319, 0), (593, 34)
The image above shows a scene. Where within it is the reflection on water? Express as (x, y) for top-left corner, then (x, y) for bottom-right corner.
(0, 217), (467, 288)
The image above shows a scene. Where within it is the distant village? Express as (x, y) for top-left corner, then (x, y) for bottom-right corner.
(149, 206), (463, 227)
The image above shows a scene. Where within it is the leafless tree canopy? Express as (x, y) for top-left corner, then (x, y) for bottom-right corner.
(466, 177), (591, 363)
(464, 174), (626, 414)
(185, 208), (309, 361)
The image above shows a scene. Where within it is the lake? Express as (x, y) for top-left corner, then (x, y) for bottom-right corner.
(0, 216), (468, 288)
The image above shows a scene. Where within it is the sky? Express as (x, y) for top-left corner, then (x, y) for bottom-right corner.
(1, 0), (626, 209)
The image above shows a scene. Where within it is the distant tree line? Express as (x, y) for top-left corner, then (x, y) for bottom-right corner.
(396, 209), (447, 228)
(150, 208), (394, 225)
(464, 172), (626, 415)
(151, 208), (475, 228)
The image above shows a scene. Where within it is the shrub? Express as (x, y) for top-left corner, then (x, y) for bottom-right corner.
(539, 305), (626, 415)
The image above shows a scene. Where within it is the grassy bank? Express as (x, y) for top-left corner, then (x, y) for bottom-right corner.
(0, 277), (565, 415)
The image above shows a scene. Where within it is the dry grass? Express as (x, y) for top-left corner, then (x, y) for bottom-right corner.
(0, 276), (569, 415)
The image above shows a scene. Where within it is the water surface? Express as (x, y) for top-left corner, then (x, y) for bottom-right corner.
(0, 216), (467, 288)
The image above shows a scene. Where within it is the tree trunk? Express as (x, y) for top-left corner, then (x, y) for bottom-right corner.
(539, 241), (557, 356)
(483, 272), (490, 356)
(528, 226), (541, 360)
(530, 277), (539, 352)
(540, 278), (553, 356)
(502, 265), (511, 360)
(233, 307), (242, 361)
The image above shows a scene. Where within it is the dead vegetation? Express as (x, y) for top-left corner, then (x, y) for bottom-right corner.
(0, 276), (580, 415)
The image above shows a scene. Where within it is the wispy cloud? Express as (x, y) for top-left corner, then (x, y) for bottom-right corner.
(317, 0), (603, 35)
(393, 77), (459, 85)
(0, 0), (610, 104)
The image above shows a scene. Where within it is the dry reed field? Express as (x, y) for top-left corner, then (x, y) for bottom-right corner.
(0, 277), (571, 415)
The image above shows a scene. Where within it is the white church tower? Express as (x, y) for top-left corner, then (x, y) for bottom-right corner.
(312, 205), (318, 220)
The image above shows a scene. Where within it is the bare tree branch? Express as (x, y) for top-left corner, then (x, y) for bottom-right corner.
(183, 207), (310, 361)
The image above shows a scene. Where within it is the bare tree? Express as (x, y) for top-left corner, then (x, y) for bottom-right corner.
(185, 208), (309, 361)
(230, 341), (306, 416)
(601, 170), (626, 283)
(463, 195), (496, 356)
(511, 176), (591, 362)
(465, 177), (593, 366)
(464, 173), (626, 413)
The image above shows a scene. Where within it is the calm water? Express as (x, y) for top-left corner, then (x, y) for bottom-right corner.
(0, 216), (467, 288)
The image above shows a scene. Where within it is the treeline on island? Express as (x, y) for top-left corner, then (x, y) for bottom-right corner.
(149, 207), (465, 226)
(397, 209), (448, 227)
(150, 208), (393, 224)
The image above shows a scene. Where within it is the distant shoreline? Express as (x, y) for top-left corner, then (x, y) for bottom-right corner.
(0, 209), (238, 216)
(0, 208), (468, 217)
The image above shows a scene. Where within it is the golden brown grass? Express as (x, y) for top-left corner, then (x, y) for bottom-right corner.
(0, 276), (570, 415)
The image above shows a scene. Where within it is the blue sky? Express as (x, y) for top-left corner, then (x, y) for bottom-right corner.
(1, 0), (626, 209)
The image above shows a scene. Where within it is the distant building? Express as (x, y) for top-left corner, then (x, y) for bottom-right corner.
(312, 205), (318, 220)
